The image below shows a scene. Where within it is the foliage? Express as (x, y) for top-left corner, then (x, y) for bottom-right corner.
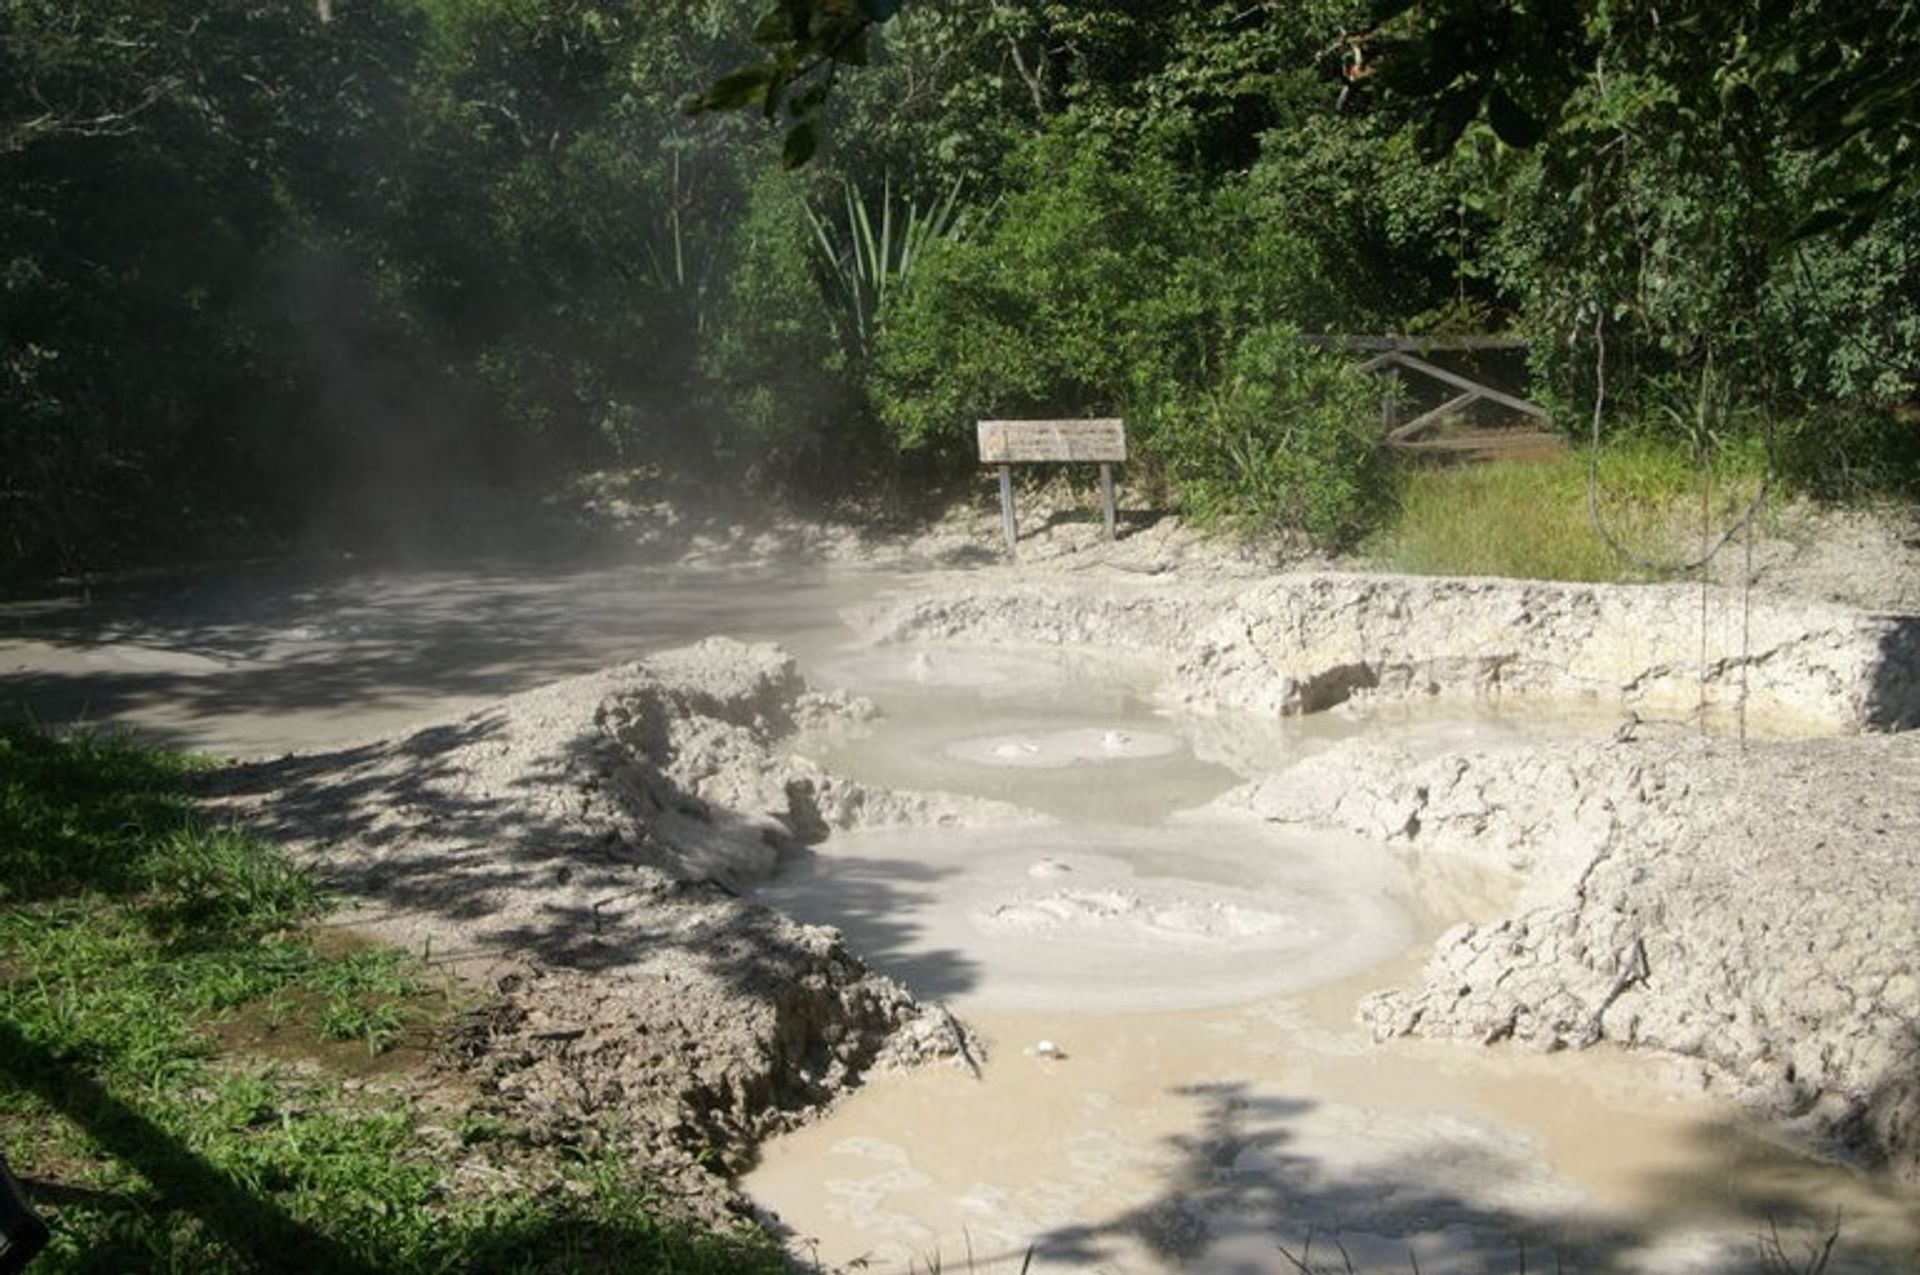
(4, 0), (1917, 583)
(690, 0), (900, 167)
(1364, 0), (1920, 239)
(0, 722), (786, 1273)
(707, 0), (1919, 521)
(1457, 25), (1919, 479)
(1162, 325), (1386, 543)
(703, 167), (859, 479)
(0, 0), (418, 578)
(1239, 113), (1474, 333)
(1773, 404), (1920, 503)
(805, 176), (972, 362)
(868, 122), (1221, 457)
(869, 119), (1391, 542)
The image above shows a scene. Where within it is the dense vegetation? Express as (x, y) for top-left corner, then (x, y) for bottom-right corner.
(4, 0), (1915, 583)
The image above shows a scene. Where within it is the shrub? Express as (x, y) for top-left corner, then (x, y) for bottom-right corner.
(703, 168), (860, 481)
(867, 121), (1219, 462)
(868, 118), (1392, 544)
(1161, 324), (1385, 543)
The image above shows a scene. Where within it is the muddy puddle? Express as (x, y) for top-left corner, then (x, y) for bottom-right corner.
(751, 642), (1920, 1274)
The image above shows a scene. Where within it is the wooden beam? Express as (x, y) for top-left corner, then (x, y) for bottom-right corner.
(1381, 352), (1552, 420)
(997, 464), (1016, 554)
(1099, 463), (1116, 541)
(1389, 390), (1482, 443)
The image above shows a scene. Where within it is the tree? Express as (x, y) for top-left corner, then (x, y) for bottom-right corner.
(706, 0), (1920, 240)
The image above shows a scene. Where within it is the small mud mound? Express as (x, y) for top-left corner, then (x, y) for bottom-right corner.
(443, 920), (974, 1224)
(208, 638), (993, 1218)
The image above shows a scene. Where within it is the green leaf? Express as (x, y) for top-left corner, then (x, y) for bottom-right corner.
(763, 64), (791, 120)
(782, 116), (821, 168)
(699, 66), (773, 111)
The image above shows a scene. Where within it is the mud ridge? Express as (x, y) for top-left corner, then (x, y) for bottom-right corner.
(869, 571), (1920, 732)
(209, 638), (1001, 1221)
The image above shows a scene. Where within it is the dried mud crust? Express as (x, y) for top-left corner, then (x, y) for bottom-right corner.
(1228, 730), (1920, 1180)
(865, 571), (1920, 732)
(208, 638), (989, 1222)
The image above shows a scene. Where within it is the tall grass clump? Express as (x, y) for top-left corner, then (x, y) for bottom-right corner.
(1163, 324), (1386, 544)
(1368, 438), (1771, 582)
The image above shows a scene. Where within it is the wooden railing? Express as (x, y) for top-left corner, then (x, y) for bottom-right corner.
(1304, 335), (1559, 457)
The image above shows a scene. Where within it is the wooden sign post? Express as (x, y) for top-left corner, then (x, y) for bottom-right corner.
(976, 418), (1127, 554)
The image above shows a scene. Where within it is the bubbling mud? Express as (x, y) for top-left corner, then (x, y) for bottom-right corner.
(757, 821), (1413, 1014)
(752, 628), (1920, 1274)
(943, 726), (1185, 769)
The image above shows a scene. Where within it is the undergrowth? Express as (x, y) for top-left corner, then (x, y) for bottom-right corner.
(0, 723), (783, 1274)
(1366, 438), (1775, 582)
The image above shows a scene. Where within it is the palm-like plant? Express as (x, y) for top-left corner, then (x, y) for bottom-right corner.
(803, 176), (972, 360)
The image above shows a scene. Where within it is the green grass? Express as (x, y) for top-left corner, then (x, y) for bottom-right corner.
(0, 723), (785, 1274)
(1366, 438), (1773, 582)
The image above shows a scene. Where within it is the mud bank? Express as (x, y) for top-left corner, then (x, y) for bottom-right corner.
(868, 571), (1920, 732)
(171, 551), (1920, 1233)
(1226, 732), (1920, 1180)
(210, 639), (992, 1222)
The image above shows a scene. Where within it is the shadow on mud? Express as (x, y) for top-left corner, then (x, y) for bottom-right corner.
(1017, 1081), (1881, 1274)
(206, 713), (984, 1000)
(1, 557), (865, 754)
(1868, 617), (1920, 730)
(761, 847), (981, 1002)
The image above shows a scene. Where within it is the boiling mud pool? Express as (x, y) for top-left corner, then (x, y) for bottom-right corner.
(750, 644), (1920, 1274)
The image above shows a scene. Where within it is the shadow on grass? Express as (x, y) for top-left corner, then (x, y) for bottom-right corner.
(0, 1018), (381, 1275)
(3, 1012), (785, 1275)
(0, 725), (202, 904)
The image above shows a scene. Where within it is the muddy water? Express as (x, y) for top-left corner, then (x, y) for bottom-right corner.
(751, 644), (1920, 1274)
